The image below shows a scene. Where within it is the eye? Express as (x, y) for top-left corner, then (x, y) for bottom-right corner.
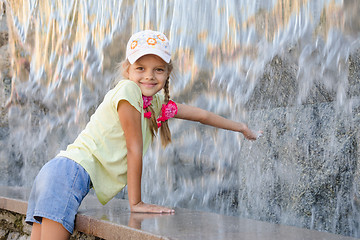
(155, 68), (165, 73)
(136, 67), (144, 71)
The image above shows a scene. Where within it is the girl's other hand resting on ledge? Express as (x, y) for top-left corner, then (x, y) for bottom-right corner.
(131, 201), (175, 214)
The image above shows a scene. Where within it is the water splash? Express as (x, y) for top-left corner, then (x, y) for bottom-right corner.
(1, 0), (360, 237)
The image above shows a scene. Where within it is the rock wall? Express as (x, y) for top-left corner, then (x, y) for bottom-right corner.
(0, 3), (12, 187)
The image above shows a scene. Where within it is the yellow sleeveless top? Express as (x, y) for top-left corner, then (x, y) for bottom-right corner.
(58, 80), (164, 204)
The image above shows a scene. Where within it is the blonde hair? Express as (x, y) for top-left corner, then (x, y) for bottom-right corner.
(118, 59), (174, 147)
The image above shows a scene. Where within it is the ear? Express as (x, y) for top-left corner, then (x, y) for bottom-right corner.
(122, 62), (130, 78)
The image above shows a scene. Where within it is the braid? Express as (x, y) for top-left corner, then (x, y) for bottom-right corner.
(146, 105), (157, 139)
(163, 78), (170, 103)
(160, 78), (172, 147)
(144, 78), (172, 145)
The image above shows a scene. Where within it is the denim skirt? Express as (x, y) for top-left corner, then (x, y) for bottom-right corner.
(25, 156), (91, 234)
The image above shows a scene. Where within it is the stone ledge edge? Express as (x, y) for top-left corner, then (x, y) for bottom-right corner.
(0, 196), (169, 240)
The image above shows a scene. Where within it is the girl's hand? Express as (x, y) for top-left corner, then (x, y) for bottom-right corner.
(131, 201), (175, 214)
(241, 123), (262, 141)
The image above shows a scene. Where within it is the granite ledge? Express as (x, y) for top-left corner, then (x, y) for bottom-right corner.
(0, 186), (357, 240)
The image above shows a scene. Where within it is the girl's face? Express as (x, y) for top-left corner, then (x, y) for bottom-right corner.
(126, 54), (170, 97)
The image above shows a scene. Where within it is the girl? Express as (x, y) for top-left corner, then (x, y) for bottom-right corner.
(25, 30), (259, 240)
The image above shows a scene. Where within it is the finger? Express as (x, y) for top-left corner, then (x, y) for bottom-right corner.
(156, 206), (175, 213)
(161, 208), (175, 213)
(151, 206), (175, 214)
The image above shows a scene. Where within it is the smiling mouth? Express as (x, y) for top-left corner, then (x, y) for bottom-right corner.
(141, 82), (157, 87)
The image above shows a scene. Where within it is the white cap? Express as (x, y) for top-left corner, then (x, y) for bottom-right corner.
(126, 30), (171, 64)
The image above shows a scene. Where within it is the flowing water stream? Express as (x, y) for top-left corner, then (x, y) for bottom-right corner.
(1, 0), (360, 237)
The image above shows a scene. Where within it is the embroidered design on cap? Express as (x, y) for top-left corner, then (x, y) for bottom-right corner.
(147, 38), (157, 45)
(126, 30), (171, 64)
(131, 41), (138, 49)
(157, 34), (166, 41)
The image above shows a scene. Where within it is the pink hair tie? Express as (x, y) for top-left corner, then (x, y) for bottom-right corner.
(157, 100), (178, 127)
(142, 95), (153, 109)
(142, 95), (153, 118)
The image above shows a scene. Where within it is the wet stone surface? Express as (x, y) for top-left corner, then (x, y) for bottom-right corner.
(0, 186), (358, 240)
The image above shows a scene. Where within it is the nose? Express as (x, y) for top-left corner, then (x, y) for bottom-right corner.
(145, 70), (154, 80)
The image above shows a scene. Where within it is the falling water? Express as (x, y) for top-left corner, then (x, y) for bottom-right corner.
(1, 0), (360, 237)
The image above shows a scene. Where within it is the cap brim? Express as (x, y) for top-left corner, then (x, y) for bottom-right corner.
(128, 48), (171, 64)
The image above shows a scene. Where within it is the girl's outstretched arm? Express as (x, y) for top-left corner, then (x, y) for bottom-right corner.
(174, 103), (258, 140)
(117, 100), (174, 213)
